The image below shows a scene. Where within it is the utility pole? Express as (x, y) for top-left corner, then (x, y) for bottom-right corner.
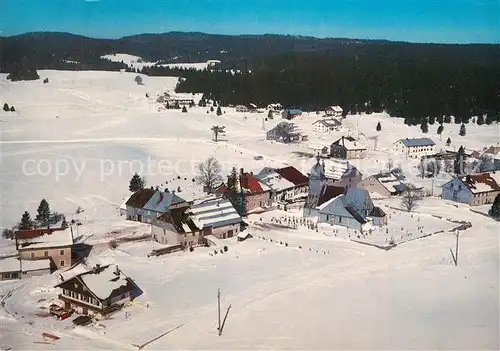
(449, 230), (459, 266)
(217, 288), (221, 333)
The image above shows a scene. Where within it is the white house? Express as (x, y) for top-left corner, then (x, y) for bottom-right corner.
(330, 136), (367, 159)
(358, 173), (408, 198)
(393, 138), (436, 159)
(151, 207), (200, 247)
(325, 105), (343, 117)
(441, 173), (500, 206)
(312, 119), (341, 134)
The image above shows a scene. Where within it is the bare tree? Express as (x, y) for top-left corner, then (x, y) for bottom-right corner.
(196, 157), (223, 191)
(401, 188), (423, 212)
(426, 158), (441, 177)
(134, 75), (143, 85)
(386, 159), (394, 172)
(444, 158), (453, 173)
(211, 125), (226, 142)
(417, 159), (426, 178)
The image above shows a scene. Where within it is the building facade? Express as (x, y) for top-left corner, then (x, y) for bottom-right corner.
(393, 138), (436, 159)
(441, 173), (500, 206)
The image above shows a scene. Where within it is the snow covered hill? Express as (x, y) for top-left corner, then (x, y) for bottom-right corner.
(101, 53), (211, 71)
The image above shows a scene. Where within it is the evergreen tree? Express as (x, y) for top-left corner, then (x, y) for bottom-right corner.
(267, 110), (273, 118)
(210, 106), (214, 112)
(446, 137), (451, 146)
(182, 105), (188, 113)
(376, 121), (381, 131)
(19, 211), (34, 230)
(216, 106), (222, 116)
(489, 194), (500, 219)
(36, 199), (51, 225)
(428, 115), (435, 125)
(437, 115), (444, 124)
(459, 123), (466, 136)
(420, 120), (428, 133)
(477, 114), (485, 125)
(3, 103), (9, 112)
(10, 106), (15, 112)
(437, 124), (444, 135)
(129, 173), (145, 192)
(444, 115), (451, 123)
(454, 146), (466, 175)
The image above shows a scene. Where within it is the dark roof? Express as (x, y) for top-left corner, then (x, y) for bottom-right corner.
(460, 173), (500, 193)
(240, 172), (266, 193)
(369, 206), (387, 218)
(345, 206), (367, 224)
(157, 208), (199, 233)
(399, 138), (435, 147)
(317, 185), (345, 207)
(15, 228), (64, 240)
(275, 166), (309, 185)
(125, 188), (155, 208)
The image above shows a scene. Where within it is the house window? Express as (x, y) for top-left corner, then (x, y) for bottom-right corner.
(30, 252), (35, 259)
(74, 283), (78, 289)
(44, 251), (48, 257)
(60, 260), (65, 267)
(60, 249), (65, 255)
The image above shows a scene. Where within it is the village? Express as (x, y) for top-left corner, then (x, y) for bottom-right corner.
(0, 69), (498, 349)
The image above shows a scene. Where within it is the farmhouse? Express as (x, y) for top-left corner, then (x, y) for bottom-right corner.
(0, 257), (51, 281)
(358, 173), (408, 198)
(15, 227), (74, 270)
(141, 190), (189, 223)
(317, 188), (386, 229)
(330, 136), (367, 159)
(393, 138), (435, 159)
(325, 105), (343, 118)
(124, 188), (155, 222)
(441, 173), (500, 206)
(255, 166), (309, 205)
(282, 108), (303, 120)
(151, 207), (200, 247)
(55, 263), (140, 318)
(188, 195), (244, 239)
(312, 119), (341, 133)
(163, 92), (194, 106)
(238, 170), (272, 213)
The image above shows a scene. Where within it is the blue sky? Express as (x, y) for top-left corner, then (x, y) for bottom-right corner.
(0, 0), (498, 43)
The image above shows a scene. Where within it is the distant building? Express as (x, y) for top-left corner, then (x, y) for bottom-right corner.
(0, 257), (51, 281)
(151, 207), (200, 247)
(441, 173), (500, 206)
(255, 166), (309, 205)
(358, 173), (408, 198)
(141, 190), (189, 223)
(15, 227), (74, 270)
(125, 188), (156, 222)
(330, 136), (367, 159)
(55, 264), (140, 318)
(235, 105), (249, 113)
(282, 108), (303, 120)
(312, 119), (341, 134)
(325, 105), (343, 118)
(393, 138), (435, 159)
(266, 122), (306, 143)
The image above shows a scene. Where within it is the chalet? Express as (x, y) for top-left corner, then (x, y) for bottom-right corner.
(255, 166), (309, 205)
(141, 190), (189, 223)
(124, 188), (156, 222)
(330, 136), (367, 159)
(317, 188), (386, 229)
(393, 138), (435, 159)
(358, 173), (408, 198)
(188, 195), (244, 239)
(163, 92), (194, 106)
(325, 105), (343, 118)
(312, 119), (341, 134)
(15, 227), (74, 270)
(0, 257), (51, 281)
(441, 173), (500, 206)
(266, 122), (306, 143)
(151, 206), (200, 247)
(55, 264), (140, 318)
(282, 108), (303, 120)
(235, 105), (249, 113)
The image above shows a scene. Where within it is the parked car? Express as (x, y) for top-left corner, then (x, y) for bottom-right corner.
(73, 315), (93, 326)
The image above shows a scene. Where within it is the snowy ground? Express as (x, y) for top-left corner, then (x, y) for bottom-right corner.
(0, 70), (498, 349)
(101, 53), (211, 71)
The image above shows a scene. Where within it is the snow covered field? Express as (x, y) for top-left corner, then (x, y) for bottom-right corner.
(101, 53), (211, 71)
(0, 70), (498, 349)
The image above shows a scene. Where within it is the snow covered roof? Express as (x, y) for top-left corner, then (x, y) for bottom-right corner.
(372, 173), (404, 194)
(189, 197), (243, 229)
(17, 227), (74, 249)
(456, 173), (500, 194)
(255, 170), (295, 192)
(332, 136), (366, 150)
(326, 105), (343, 112)
(56, 263), (137, 301)
(397, 138), (435, 147)
(0, 257), (51, 273)
(317, 194), (343, 211)
(313, 119), (341, 127)
(143, 190), (187, 212)
(0, 257), (22, 272)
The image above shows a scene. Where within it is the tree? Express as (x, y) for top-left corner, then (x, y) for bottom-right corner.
(446, 137), (451, 146)
(428, 115), (435, 125)
(226, 167), (246, 216)
(210, 106), (214, 112)
(211, 125), (226, 142)
(489, 194), (500, 219)
(437, 124), (444, 135)
(19, 211), (34, 230)
(10, 106), (15, 112)
(386, 159), (394, 172)
(420, 120), (428, 133)
(477, 114), (485, 125)
(216, 106), (222, 116)
(454, 146), (466, 175)
(275, 121), (298, 143)
(401, 188), (423, 212)
(134, 75), (143, 85)
(129, 173), (145, 192)
(426, 159), (441, 177)
(182, 105), (188, 113)
(43, 78), (49, 84)
(376, 121), (381, 131)
(2, 228), (14, 239)
(3, 103), (9, 112)
(268, 110), (273, 118)
(444, 115), (451, 123)
(459, 123), (466, 136)
(36, 199), (51, 225)
(195, 157), (223, 190)
(417, 159), (426, 178)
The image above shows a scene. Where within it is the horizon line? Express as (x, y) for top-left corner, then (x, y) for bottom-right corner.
(1, 30), (498, 46)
